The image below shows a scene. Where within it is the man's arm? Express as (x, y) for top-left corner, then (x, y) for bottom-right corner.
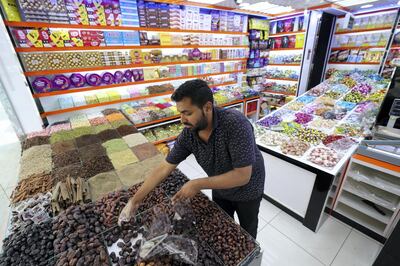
(172, 165), (252, 203)
(131, 160), (177, 204)
(118, 160), (176, 225)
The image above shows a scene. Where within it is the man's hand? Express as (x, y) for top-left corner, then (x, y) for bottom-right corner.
(118, 199), (140, 226)
(172, 180), (201, 204)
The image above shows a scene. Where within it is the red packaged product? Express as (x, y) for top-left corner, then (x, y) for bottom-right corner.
(39, 29), (52, 48)
(274, 37), (282, 49)
(288, 35), (296, 48)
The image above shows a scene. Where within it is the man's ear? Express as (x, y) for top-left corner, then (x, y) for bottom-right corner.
(204, 101), (213, 113)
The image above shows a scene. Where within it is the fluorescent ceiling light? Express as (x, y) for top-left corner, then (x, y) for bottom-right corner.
(266, 6), (295, 14)
(240, 2), (279, 11)
(239, 2), (250, 7)
(336, 0), (377, 7)
(190, 0), (224, 4)
(360, 4), (373, 8)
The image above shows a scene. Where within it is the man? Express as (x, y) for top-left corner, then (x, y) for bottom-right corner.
(119, 79), (265, 238)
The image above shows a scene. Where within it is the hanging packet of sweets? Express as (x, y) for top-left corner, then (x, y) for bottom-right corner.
(1, 0), (21, 21)
(274, 37), (282, 49)
(284, 18), (294, 32)
(288, 35), (296, 48)
(282, 36), (289, 48)
(295, 34), (304, 48)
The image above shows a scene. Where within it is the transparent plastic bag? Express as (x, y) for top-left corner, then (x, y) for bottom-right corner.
(137, 202), (198, 265)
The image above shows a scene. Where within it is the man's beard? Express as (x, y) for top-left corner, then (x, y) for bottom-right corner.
(184, 111), (208, 132)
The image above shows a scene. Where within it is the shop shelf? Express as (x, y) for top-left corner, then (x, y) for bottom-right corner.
(4, 21), (248, 35)
(24, 58), (247, 77)
(268, 48), (304, 51)
(136, 97), (258, 129)
(153, 136), (178, 145)
(267, 63), (301, 66)
(352, 154), (400, 177)
(33, 78), (239, 99)
(269, 30), (306, 37)
(265, 77), (298, 82)
(347, 164), (400, 197)
(335, 27), (392, 35)
(15, 45), (249, 53)
(328, 62), (381, 65)
(331, 46), (386, 51)
(136, 115), (181, 128)
(41, 94), (259, 119)
(338, 190), (391, 224)
(343, 179), (398, 211)
(335, 203), (386, 235)
(262, 90), (296, 96)
(390, 45), (400, 49)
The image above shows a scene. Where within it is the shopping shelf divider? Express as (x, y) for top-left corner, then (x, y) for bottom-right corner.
(16, 45), (249, 53)
(4, 21), (248, 35)
(39, 81), (242, 117)
(24, 58), (247, 77)
(33, 74), (241, 98)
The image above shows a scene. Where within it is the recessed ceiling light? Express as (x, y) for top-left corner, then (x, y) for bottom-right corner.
(240, 2), (278, 11)
(360, 4), (373, 8)
(266, 6), (295, 14)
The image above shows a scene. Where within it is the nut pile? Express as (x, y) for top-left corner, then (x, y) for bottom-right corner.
(280, 139), (310, 156)
(52, 203), (106, 255)
(0, 220), (54, 266)
(308, 147), (340, 167)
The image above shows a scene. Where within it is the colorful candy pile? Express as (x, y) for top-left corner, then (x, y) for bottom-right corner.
(294, 113), (313, 124)
(308, 118), (337, 130)
(296, 128), (327, 145)
(258, 131), (289, 146)
(286, 102), (305, 111)
(341, 76), (357, 88)
(351, 83), (373, 95)
(281, 122), (302, 136)
(308, 147), (340, 168)
(296, 96), (316, 104)
(335, 123), (362, 137)
(257, 115), (282, 127)
(280, 139), (310, 156)
(322, 135), (345, 146)
(344, 91), (365, 103)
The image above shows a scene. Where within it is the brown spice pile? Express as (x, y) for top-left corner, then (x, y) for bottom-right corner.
(97, 129), (120, 142)
(11, 172), (53, 203)
(52, 149), (80, 169)
(116, 125), (138, 136)
(81, 156), (114, 179)
(51, 139), (76, 155)
(78, 143), (106, 162)
(75, 134), (101, 147)
(22, 136), (50, 151)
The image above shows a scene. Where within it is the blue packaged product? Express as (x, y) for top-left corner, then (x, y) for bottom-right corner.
(104, 31), (124, 46)
(122, 31), (140, 45)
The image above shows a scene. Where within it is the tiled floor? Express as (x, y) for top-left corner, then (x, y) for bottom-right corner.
(178, 155), (383, 266)
(0, 107), (20, 251)
(0, 141), (383, 265)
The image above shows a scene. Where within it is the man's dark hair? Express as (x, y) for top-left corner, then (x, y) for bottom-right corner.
(171, 79), (214, 108)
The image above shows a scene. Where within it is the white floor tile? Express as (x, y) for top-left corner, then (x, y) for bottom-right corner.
(331, 230), (382, 266)
(257, 224), (324, 266)
(0, 141), (21, 189)
(259, 199), (281, 223)
(0, 190), (11, 251)
(270, 212), (351, 265)
(177, 162), (203, 179)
